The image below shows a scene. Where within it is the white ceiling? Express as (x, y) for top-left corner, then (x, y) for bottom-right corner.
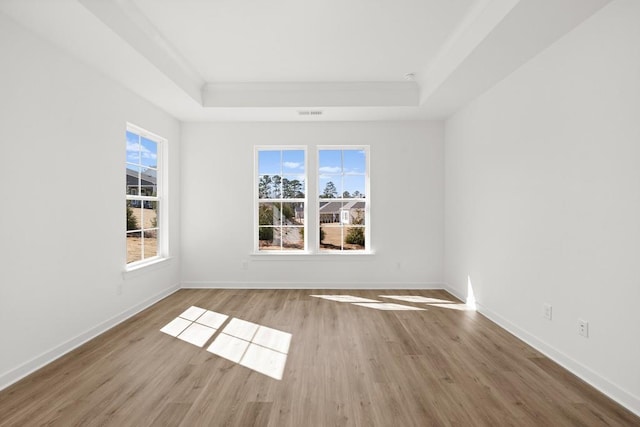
(131, 0), (474, 83)
(0, 0), (612, 122)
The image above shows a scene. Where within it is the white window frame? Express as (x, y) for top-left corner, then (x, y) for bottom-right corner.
(254, 146), (308, 253)
(125, 123), (167, 269)
(317, 145), (370, 253)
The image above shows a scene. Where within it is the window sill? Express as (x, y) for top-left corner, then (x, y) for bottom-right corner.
(250, 251), (375, 259)
(123, 257), (172, 279)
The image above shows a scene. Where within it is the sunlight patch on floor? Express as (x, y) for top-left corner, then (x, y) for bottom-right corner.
(160, 306), (292, 380)
(352, 302), (426, 311)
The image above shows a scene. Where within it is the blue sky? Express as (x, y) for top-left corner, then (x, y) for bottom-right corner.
(126, 131), (158, 169)
(258, 149), (366, 196)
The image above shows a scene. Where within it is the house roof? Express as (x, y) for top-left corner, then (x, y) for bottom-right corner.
(319, 201), (365, 215)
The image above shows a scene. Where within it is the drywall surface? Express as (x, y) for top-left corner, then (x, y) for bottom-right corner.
(0, 13), (181, 388)
(444, 0), (640, 414)
(181, 121), (444, 288)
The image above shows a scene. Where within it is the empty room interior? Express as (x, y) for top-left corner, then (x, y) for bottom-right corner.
(1, 0), (640, 425)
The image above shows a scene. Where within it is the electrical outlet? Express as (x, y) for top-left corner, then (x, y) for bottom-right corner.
(578, 319), (589, 337)
(543, 303), (552, 320)
(241, 259), (248, 270)
(117, 284), (123, 296)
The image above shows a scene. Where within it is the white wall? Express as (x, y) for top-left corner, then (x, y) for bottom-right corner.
(181, 121), (443, 288)
(0, 13), (181, 388)
(444, 0), (640, 414)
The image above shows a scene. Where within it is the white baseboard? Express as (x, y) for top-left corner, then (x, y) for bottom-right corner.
(442, 282), (466, 302)
(0, 283), (180, 392)
(476, 302), (640, 417)
(181, 281), (445, 289)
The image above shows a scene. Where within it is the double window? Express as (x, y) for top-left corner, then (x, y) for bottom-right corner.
(255, 146), (369, 253)
(126, 124), (165, 265)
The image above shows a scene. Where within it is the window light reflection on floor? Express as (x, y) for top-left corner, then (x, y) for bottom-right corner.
(207, 319), (292, 380)
(160, 307), (292, 381)
(379, 295), (476, 311)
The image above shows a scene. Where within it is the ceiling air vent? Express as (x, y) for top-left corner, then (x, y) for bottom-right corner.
(298, 110), (323, 116)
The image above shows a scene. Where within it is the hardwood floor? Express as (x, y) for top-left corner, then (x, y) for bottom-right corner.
(0, 289), (637, 426)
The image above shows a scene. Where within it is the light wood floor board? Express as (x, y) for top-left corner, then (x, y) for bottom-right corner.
(0, 289), (637, 426)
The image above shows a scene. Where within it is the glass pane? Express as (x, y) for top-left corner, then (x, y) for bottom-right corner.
(258, 150), (281, 175)
(126, 131), (140, 164)
(126, 231), (143, 263)
(282, 150), (305, 173)
(143, 201), (158, 229)
(319, 223), (342, 251)
(344, 226), (365, 250)
(343, 201), (365, 225)
(343, 149), (366, 175)
(143, 229), (158, 259)
(259, 227), (280, 250)
(282, 202), (304, 226)
(258, 203), (281, 226)
(282, 227), (304, 250)
(140, 137), (158, 168)
(343, 175), (365, 198)
(126, 165), (140, 195)
(319, 176), (340, 199)
(319, 150), (342, 175)
(318, 200), (343, 224)
(127, 201), (142, 231)
(258, 175), (282, 199)
(140, 169), (157, 197)
(282, 175), (305, 198)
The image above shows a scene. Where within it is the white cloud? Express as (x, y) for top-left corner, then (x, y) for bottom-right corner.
(126, 141), (157, 163)
(283, 161), (302, 169)
(319, 166), (341, 174)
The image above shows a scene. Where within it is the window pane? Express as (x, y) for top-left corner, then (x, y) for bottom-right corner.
(344, 226), (365, 250)
(282, 175), (305, 198)
(345, 201), (365, 225)
(258, 175), (283, 199)
(282, 150), (305, 173)
(126, 131), (140, 164)
(343, 175), (365, 198)
(140, 137), (158, 168)
(144, 201), (158, 229)
(282, 227), (304, 250)
(127, 201), (142, 231)
(259, 227), (280, 250)
(319, 177), (340, 199)
(126, 232), (143, 263)
(140, 169), (157, 197)
(319, 150), (341, 174)
(126, 165), (141, 195)
(258, 203), (281, 226)
(282, 202), (304, 226)
(319, 223), (342, 251)
(258, 150), (281, 175)
(319, 200), (343, 224)
(343, 149), (366, 174)
(143, 229), (158, 258)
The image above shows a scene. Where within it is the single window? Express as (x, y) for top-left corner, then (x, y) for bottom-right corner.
(126, 124), (165, 265)
(256, 148), (306, 252)
(318, 147), (369, 252)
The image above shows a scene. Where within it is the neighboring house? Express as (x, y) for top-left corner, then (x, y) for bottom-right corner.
(126, 168), (157, 208)
(319, 201), (365, 224)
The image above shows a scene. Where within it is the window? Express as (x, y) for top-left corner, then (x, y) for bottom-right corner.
(255, 148), (306, 252)
(126, 124), (164, 265)
(318, 147), (369, 252)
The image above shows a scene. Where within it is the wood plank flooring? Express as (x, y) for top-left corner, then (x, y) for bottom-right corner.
(0, 289), (638, 426)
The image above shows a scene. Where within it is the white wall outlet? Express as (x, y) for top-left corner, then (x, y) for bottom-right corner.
(117, 284), (123, 296)
(578, 319), (589, 337)
(543, 303), (552, 320)
(241, 259), (249, 270)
